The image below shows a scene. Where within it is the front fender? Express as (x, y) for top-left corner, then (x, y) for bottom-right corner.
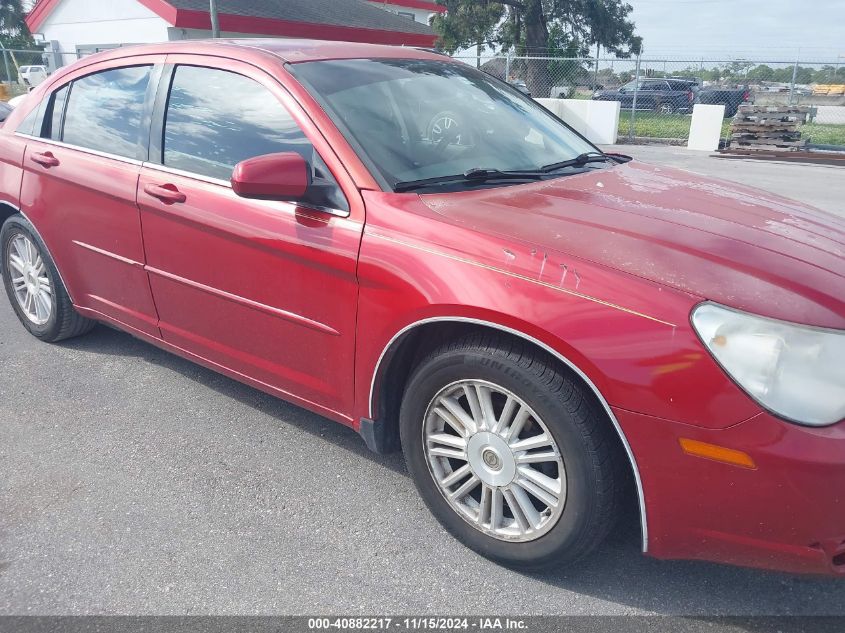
(353, 190), (761, 430)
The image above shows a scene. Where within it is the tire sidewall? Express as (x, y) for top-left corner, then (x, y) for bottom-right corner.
(400, 347), (605, 568)
(1, 216), (62, 340)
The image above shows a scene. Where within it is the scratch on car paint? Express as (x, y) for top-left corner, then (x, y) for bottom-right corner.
(574, 269), (582, 290)
(559, 263), (568, 285)
(538, 252), (548, 279)
(369, 232), (677, 327)
(503, 248), (516, 262)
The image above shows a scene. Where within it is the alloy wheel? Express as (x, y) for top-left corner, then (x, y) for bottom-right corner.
(423, 379), (566, 542)
(6, 233), (53, 325)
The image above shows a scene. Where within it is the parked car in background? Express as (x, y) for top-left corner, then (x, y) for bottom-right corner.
(594, 77), (752, 118)
(592, 78), (696, 113)
(7, 94), (28, 109)
(508, 78), (531, 96)
(17, 65), (48, 88)
(550, 84), (576, 99)
(1, 40), (843, 577)
(696, 84), (752, 117)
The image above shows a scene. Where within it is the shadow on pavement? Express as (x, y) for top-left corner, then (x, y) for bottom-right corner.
(56, 324), (844, 616)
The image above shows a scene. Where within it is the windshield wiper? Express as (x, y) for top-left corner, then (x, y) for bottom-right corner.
(394, 167), (544, 193)
(540, 151), (619, 173)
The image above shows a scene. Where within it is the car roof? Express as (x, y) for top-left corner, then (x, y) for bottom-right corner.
(75, 39), (448, 66)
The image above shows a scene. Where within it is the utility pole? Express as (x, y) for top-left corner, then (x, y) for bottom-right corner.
(209, 0), (221, 38)
(0, 39), (12, 90)
(593, 43), (600, 94)
(789, 57), (799, 105)
(629, 54), (641, 142)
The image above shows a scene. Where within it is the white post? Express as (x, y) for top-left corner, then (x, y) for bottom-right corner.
(209, 0), (221, 38)
(688, 104), (726, 151)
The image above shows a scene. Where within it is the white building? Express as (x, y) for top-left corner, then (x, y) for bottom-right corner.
(26, 0), (440, 69)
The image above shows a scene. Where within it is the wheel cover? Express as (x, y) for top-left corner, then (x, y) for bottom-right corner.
(7, 233), (53, 326)
(423, 379), (567, 542)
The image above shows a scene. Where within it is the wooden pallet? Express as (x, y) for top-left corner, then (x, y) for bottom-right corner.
(726, 105), (809, 152)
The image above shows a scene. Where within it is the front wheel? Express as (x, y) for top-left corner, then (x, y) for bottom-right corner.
(400, 334), (624, 570)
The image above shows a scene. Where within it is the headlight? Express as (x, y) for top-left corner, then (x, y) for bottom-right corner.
(691, 302), (845, 427)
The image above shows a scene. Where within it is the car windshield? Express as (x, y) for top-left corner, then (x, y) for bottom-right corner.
(290, 58), (597, 191)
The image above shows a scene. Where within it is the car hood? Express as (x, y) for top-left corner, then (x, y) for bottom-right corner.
(420, 161), (845, 329)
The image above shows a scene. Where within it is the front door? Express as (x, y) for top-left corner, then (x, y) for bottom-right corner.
(137, 60), (363, 420)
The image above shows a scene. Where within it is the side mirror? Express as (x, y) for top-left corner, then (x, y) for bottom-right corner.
(231, 152), (311, 201)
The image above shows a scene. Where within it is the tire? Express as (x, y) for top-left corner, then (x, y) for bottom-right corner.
(658, 102), (675, 114)
(1, 214), (95, 342)
(400, 333), (624, 570)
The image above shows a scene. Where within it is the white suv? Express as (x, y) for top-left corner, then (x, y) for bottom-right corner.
(18, 65), (48, 88)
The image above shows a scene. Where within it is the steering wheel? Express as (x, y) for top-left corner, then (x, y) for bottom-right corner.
(428, 111), (470, 155)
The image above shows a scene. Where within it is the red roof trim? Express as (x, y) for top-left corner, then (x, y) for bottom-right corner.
(26, 0), (438, 47)
(375, 0), (446, 13)
(26, 0), (61, 32)
(137, 0), (179, 23)
(27, 0), (178, 32)
(173, 9), (438, 47)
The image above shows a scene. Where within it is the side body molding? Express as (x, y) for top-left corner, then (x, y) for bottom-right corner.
(368, 316), (649, 553)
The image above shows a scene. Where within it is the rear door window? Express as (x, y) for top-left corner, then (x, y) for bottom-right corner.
(61, 65), (153, 159)
(44, 85), (69, 140)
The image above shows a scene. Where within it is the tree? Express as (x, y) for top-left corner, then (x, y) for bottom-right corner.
(0, 1), (36, 82)
(432, 0), (641, 97)
(747, 64), (775, 82)
(0, 0), (31, 42)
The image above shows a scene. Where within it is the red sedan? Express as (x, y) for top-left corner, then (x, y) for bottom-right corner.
(0, 40), (842, 576)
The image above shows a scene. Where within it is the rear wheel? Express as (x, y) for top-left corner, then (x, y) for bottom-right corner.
(400, 333), (624, 570)
(658, 102), (675, 114)
(1, 215), (95, 342)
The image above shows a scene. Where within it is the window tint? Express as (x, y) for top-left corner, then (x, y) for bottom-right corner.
(62, 65), (152, 158)
(291, 59), (597, 190)
(44, 85), (69, 140)
(163, 65), (347, 211)
(17, 101), (42, 136)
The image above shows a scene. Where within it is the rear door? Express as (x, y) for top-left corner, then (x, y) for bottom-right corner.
(18, 58), (164, 336)
(137, 57), (364, 420)
(638, 81), (666, 110)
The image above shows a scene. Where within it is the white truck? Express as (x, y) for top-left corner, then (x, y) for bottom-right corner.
(17, 65), (48, 88)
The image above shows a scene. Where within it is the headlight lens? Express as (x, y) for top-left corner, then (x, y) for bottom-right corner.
(691, 302), (845, 426)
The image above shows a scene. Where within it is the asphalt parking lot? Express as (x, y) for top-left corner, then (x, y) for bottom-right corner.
(1, 148), (844, 616)
(602, 144), (844, 218)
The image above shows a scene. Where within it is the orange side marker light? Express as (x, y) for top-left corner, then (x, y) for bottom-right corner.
(679, 438), (757, 470)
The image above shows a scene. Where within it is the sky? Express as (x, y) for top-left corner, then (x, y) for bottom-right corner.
(627, 0), (844, 62)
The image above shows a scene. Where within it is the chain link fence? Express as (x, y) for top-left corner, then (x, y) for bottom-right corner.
(453, 54), (845, 148)
(2, 44), (843, 150)
(0, 46), (122, 99)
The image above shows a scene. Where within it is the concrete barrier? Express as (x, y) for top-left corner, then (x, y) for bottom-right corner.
(536, 98), (621, 145)
(687, 103), (725, 151)
(813, 105), (845, 125)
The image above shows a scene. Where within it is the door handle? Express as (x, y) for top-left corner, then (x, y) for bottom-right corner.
(143, 183), (186, 204)
(31, 151), (59, 168)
